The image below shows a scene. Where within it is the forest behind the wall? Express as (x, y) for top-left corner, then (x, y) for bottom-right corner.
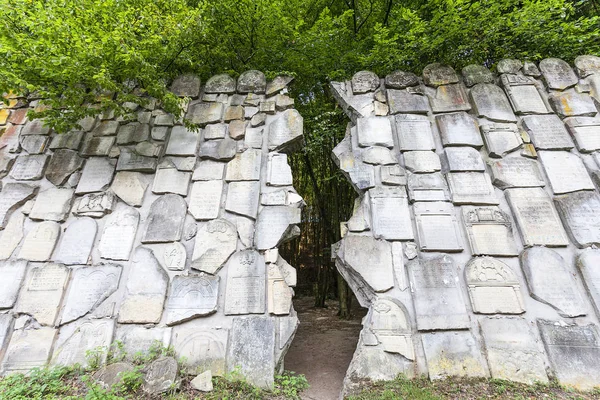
(1, 0), (599, 315)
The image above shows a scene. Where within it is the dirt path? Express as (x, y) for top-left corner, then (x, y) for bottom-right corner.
(284, 297), (366, 400)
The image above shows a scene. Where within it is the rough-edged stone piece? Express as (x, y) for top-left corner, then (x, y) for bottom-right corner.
(351, 71), (380, 94)
(191, 218), (237, 274)
(406, 172), (450, 202)
(577, 249), (600, 318)
(423, 63), (459, 86)
(18, 221), (60, 262)
(0, 182), (37, 228)
(465, 257), (525, 314)
(427, 83), (471, 113)
(1, 327), (56, 374)
(538, 151), (593, 194)
(403, 151), (441, 173)
(166, 274), (219, 325)
(15, 263), (69, 325)
(268, 109), (303, 151)
(142, 194), (187, 243)
(205, 74), (236, 94)
(489, 157), (545, 188)
(74, 191), (115, 218)
(421, 332), (488, 379)
(386, 89), (430, 114)
(237, 70), (266, 94)
(54, 217), (97, 265)
(521, 247), (586, 317)
(554, 191), (600, 248)
(480, 318), (548, 384)
(49, 131), (83, 150)
(497, 59), (523, 74)
(255, 206), (301, 250)
(521, 114), (574, 150)
(575, 55), (600, 78)
(0, 259), (28, 308)
(369, 186), (414, 240)
(435, 112), (483, 148)
(93, 362), (136, 390)
(76, 157), (116, 194)
(98, 205), (139, 260)
(395, 114), (435, 151)
(171, 323), (228, 376)
(444, 147), (485, 172)
(408, 255), (469, 331)
(225, 149), (261, 181)
(192, 160), (225, 181)
(226, 181), (260, 219)
(501, 74), (548, 114)
(549, 91), (598, 118)
(10, 154), (49, 180)
(188, 180), (223, 220)
(110, 171), (148, 206)
(199, 137), (237, 161)
(480, 122), (522, 158)
(224, 250), (266, 315)
(119, 247), (168, 324)
(539, 58), (578, 90)
(462, 65), (495, 87)
(116, 148), (157, 173)
(470, 83), (517, 122)
(52, 319), (115, 366)
(191, 371), (213, 392)
(564, 117), (600, 152)
(152, 167), (191, 196)
(142, 357), (179, 394)
(0, 213), (24, 260)
(166, 126), (201, 156)
(385, 70), (419, 89)
(446, 172), (498, 205)
(29, 187), (74, 222)
(170, 74), (201, 98)
(45, 149), (84, 186)
(462, 206), (518, 256)
(414, 202), (462, 252)
(266, 75), (294, 96)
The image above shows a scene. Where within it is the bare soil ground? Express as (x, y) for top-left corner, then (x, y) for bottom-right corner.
(285, 296), (367, 400)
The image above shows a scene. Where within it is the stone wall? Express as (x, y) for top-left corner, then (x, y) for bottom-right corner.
(0, 71), (303, 389)
(332, 56), (600, 392)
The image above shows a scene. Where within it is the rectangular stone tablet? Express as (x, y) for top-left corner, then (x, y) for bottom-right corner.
(369, 186), (414, 240)
(446, 172), (499, 205)
(462, 206), (519, 256)
(538, 151), (594, 194)
(413, 202), (463, 252)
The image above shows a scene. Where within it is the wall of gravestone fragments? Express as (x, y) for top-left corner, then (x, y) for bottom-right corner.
(0, 71), (304, 389)
(332, 56), (600, 393)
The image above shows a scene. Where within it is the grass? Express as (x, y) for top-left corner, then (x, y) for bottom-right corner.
(346, 375), (600, 400)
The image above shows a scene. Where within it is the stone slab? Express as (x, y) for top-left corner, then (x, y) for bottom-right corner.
(76, 157), (116, 194)
(549, 91), (598, 118)
(0, 259), (28, 308)
(255, 206), (301, 250)
(470, 83), (517, 123)
(188, 180), (223, 220)
(171, 323), (228, 376)
(421, 332), (488, 379)
(152, 168), (191, 196)
(267, 153), (293, 185)
(413, 202), (463, 252)
(0, 182), (37, 228)
(29, 187), (74, 222)
(142, 194), (187, 243)
(237, 70), (266, 93)
(403, 151), (441, 173)
(116, 148), (157, 173)
(444, 147), (485, 172)
(9, 154), (49, 180)
(191, 218), (237, 274)
(446, 172), (499, 205)
(356, 116), (394, 148)
(98, 204), (139, 261)
(80, 136), (115, 157)
(554, 191), (600, 248)
(18, 221), (61, 262)
(224, 250), (266, 315)
(427, 83), (471, 113)
(187, 102), (223, 126)
(199, 138), (237, 161)
(268, 109), (303, 152)
(489, 157), (546, 188)
(225, 149), (261, 181)
(394, 114), (435, 151)
(501, 74), (548, 114)
(480, 123), (522, 158)
(539, 58), (578, 90)
(386, 89), (430, 115)
(564, 117), (600, 153)
(0, 213), (24, 260)
(142, 356), (179, 394)
(52, 319), (115, 367)
(110, 171), (148, 206)
(538, 151), (594, 194)
(462, 206), (519, 256)
(166, 274), (219, 325)
(369, 186), (414, 240)
(45, 149), (84, 186)
(192, 160), (226, 181)
(406, 172), (450, 202)
(435, 112), (483, 148)
(225, 181), (260, 219)
(1, 327), (56, 374)
(577, 249), (600, 318)
(521, 114), (574, 150)
(73, 191), (115, 218)
(54, 217), (97, 265)
(166, 126), (201, 156)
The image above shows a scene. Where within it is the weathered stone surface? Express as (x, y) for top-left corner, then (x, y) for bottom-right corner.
(0, 156), (14, 179)
(49, 131), (83, 150)
(462, 65), (495, 87)
(29, 187), (73, 222)
(369, 186), (413, 240)
(192, 160), (225, 181)
(80, 136), (115, 156)
(166, 126), (201, 156)
(10, 154), (49, 180)
(575, 55), (600, 77)
(266, 75), (294, 96)
(521, 114), (574, 150)
(506, 188), (568, 247)
(470, 83), (517, 122)
(361, 146), (397, 165)
(20, 135), (48, 154)
(521, 247), (586, 317)
(0, 182), (37, 228)
(408, 255), (469, 330)
(497, 59), (523, 74)
(577, 249), (600, 319)
(54, 217), (97, 265)
(142, 194), (187, 243)
(0, 259), (27, 308)
(93, 362), (136, 389)
(0, 213), (24, 260)
(255, 206), (301, 250)
(435, 112), (483, 147)
(386, 89), (430, 114)
(445, 147), (485, 172)
(480, 122), (522, 157)
(267, 153), (293, 185)
(205, 74), (236, 94)
(199, 137), (237, 161)
(226, 181), (260, 219)
(117, 123), (149, 145)
(21, 119), (51, 136)
(152, 167), (191, 196)
(465, 257), (524, 314)
(170, 74), (201, 98)
(171, 323), (228, 375)
(501, 74), (548, 115)
(355, 116), (394, 148)
(351, 71), (380, 94)
(549, 91), (598, 118)
(143, 357), (179, 394)
(480, 318), (548, 383)
(446, 172), (498, 205)
(385, 70), (419, 89)
(0, 314), (13, 355)
(414, 202), (462, 252)
(52, 319), (115, 366)
(98, 205), (139, 260)
(110, 171), (147, 206)
(538, 151), (593, 194)
(15, 263), (69, 325)
(394, 114), (435, 151)
(92, 121), (119, 136)
(462, 207), (518, 256)
(224, 250), (266, 315)
(423, 63), (459, 86)
(76, 157), (116, 194)
(406, 172), (450, 202)
(166, 274), (219, 325)
(489, 157), (545, 188)
(116, 148), (157, 172)
(523, 61), (541, 77)
(191, 218), (237, 274)
(427, 83), (471, 113)
(45, 149), (84, 186)
(539, 58), (578, 90)
(227, 317), (275, 389)
(191, 370), (213, 392)
(225, 149), (261, 181)
(267, 261), (293, 315)
(203, 123), (227, 140)
(554, 191), (600, 248)
(403, 151), (441, 173)
(421, 332), (488, 379)
(119, 247), (168, 324)
(74, 191), (115, 218)
(538, 320), (600, 390)
(268, 109), (303, 151)
(564, 117), (600, 152)
(18, 222), (60, 262)
(237, 70), (266, 94)
(1, 327), (56, 374)
(188, 180), (223, 220)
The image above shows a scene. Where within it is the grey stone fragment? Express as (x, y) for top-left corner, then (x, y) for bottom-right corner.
(143, 357), (179, 394)
(152, 167), (191, 196)
(142, 194), (187, 243)
(523, 61), (541, 77)
(224, 105), (244, 122)
(225, 149), (261, 181)
(191, 218), (237, 274)
(188, 180), (223, 220)
(110, 171), (148, 207)
(267, 153), (293, 185)
(554, 191), (600, 248)
(408, 255), (470, 331)
(54, 217), (97, 265)
(45, 149), (84, 186)
(505, 187), (568, 247)
(255, 206), (301, 250)
(0, 314), (13, 353)
(537, 320), (600, 390)
(21, 119), (51, 136)
(577, 249), (600, 318)
(421, 332), (488, 379)
(480, 318), (548, 384)
(0, 125), (22, 153)
(0, 213), (24, 260)
(470, 83), (517, 122)
(203, 123), (227, 140)
(227, 317), (275, 389)
(380, 164), (406, 186)
(0, 182), (38, 228)
(226, 181), (260, 219)
(187, 102), (223, 126)
(53, 320), (115, 366)
(93, 121), (119, 136)
(435, 112), (483, 148)
(191, 371), (213, 392)
(15, 263), (69, 325)
(521, 247), (586, 317)
(0, 260), (28, 308)
(154, 114), (174, 126)
(228, 120), (246, 139)
(539, 58), (578, 90)
(489, 157), (546, 188)
(461, 65), (495, 87)
(386, 89), (430, 114)
(250, 112), (267, 127)
(166, 126), (201, 156)
(549, 91), (598, 118)
(76, 157), (116, 194)
(426, 83), (471, 113)
(170, 322), (228, 376)
(20, 135), (48, 154)
(446, 172), (498, 205)
(119, 247), (168, 324)
(199, 137), (237, 161)
(116, 123), (149, 145)
(356, 116), (393, 148)
(268, 109), (303, 151)
(93, 362), (136, 390)
(564, 116), (600, 152)
(224, 250), (266, 315)
(423, 63), (459, 86)
(465, 257), (525, 314)
(266, 75), (294, 96)
(369, 186), (413, 240)
(445, 147), (485, 172)
(0, 156), (14, 179)
(501, 74), (549, 115)
(351, 71), (380, 94)
(521, 114), (574, 150)
(163, 156), (195, 171)
(403, 151), (440, 173)
(98, 204), (139, 260)
(80, 136), (115, 156)
(237, 70), (266, 94)
(166, 274), (219, 325)
(574, 55), (600, 78)
(151, 126), (169, 141)
(60, 264), (121, 324)
(414, 202), (463, 252)
(385, 70), (419, 89)
(116, 148), (157, 172)
(538, 151), (593, 194)
(0, 326), (56, 374)
(10, 154), (49, 180)
(170, 74), (201, 98)
(407, 172), (450, 202)
(192, 160), (225, 181)
(29, 188), (73, 221)
(73, 191), (115, 218)
(395, 114), (435, 151)
(462, 206), (518, 256)
(497, 59), (523, 74)
(480, 122), (522, 157)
